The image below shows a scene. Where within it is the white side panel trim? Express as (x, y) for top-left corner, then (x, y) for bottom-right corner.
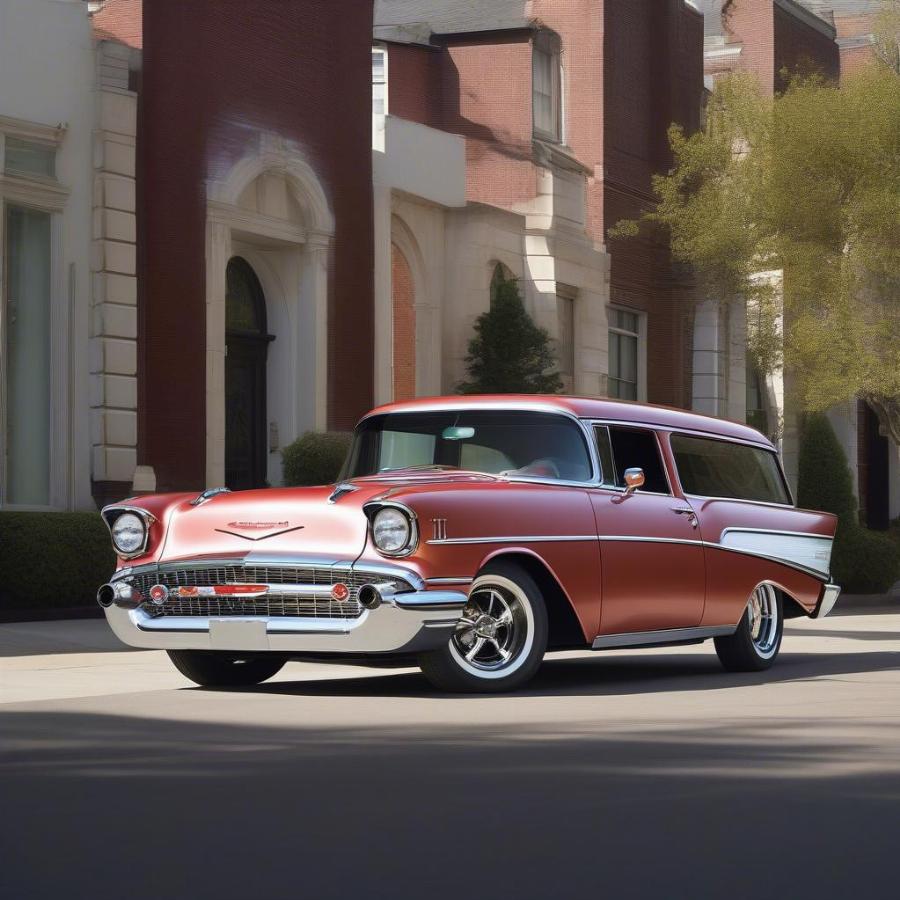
(720, 528), (832, 579)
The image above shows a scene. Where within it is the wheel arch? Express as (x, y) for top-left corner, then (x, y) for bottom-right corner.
(477, 549), (588, 649)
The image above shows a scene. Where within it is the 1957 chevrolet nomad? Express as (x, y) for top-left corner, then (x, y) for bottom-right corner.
(98, 396), (840, 692)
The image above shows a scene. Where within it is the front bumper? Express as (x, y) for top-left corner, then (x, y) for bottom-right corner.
(813, 583), (841, 619)
(101, 557), (468, 654)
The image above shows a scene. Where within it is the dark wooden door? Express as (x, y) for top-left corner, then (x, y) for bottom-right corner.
(224, 258), (272, 491)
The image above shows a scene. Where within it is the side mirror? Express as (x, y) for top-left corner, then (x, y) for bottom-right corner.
(623, 467), (645, 495)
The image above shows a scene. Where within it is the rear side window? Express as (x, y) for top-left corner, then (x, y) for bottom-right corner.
(671, 434), (790, 505)
(595, 425), (670, 494)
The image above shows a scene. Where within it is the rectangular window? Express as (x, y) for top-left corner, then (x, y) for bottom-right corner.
(671, 433), (790, 505)
(3, 204), (52, 505)
(601, 425), (669, 494)
(556, 288), (575, 391)
(372, 47), (387, 117)
(4, 137), (56, 178)
(608, 307), (642, 401)
(532, 38), (560, 141)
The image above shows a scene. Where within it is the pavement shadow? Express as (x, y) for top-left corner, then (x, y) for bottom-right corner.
(230, 648), (900, 700)
(2, 706), (898, 900)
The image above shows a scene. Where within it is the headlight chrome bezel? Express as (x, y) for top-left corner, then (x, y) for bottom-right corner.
(101, 505), (156, 560)
(365, 502), (418, 558)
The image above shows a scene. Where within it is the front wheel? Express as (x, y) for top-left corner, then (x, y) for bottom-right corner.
(418, 562), (548, 693)
(714, 583), (783, 672)
(167, 650), (286, 687)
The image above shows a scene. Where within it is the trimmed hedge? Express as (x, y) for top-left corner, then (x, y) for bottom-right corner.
(282, 431), (353, 487)
(0, 512), (116, 611)
(797, 414), (900, 594)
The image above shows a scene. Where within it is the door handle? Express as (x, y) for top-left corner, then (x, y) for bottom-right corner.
(671, 506), (699, 528)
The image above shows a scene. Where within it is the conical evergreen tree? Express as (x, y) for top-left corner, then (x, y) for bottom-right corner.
(457, 277), (563, 394)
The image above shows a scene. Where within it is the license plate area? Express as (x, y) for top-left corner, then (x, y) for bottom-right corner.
(209, 619), (268, 651)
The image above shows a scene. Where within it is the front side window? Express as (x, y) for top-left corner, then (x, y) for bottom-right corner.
(595, 425), (669, 494)
(671, 433), (790, 505)
(608, 307), (642, 401)
(532, 34), (561, 141)
(344, 410), (593, 482)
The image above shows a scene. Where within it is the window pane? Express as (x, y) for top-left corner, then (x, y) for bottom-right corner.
(372, 50), (385, 82)
(671, 434), (789, 504)
(348, 411), (593, 482)
(594, 426), (616, 485)
(5, 137), (55, 178)
(610, 308), (638, 334)
(5, 205), (52, 505)
(557, 294), (574, 379)
(373, 83), (385, 116)
(608, 427), (668, 493)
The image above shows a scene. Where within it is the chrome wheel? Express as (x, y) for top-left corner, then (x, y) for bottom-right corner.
(747, 583), (779, 658)
(449, 575), (535, 678)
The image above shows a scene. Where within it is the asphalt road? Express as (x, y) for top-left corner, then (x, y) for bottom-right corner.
(2, 602), (899, 900)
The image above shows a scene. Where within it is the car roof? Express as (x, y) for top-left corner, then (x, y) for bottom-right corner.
(364, 394), (774, 448)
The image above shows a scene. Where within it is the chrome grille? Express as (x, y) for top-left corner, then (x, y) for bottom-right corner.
(127, 565), (412, 619)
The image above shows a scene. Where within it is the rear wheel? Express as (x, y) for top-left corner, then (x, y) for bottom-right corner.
(418, 562), (548, 693)
(714, 583), (783, 672)
(167, 650), (286, 687)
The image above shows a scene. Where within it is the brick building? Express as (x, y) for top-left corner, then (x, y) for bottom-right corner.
(800, 1), (886, 75)
(372, 0), (705, 409)
(91, 0), (375, 501)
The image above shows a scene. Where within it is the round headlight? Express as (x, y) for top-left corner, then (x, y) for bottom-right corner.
(111, 512), (146, 555)
(372, 507), (412, 554)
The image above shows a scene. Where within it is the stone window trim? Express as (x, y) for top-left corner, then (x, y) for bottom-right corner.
(0, 116), (71, 510)
(607, 303), (648, 403)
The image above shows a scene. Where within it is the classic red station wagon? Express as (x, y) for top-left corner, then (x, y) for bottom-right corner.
(98, 396), (840, 692)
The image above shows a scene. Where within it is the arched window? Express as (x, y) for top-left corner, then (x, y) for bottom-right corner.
(226, 257), (267, 334)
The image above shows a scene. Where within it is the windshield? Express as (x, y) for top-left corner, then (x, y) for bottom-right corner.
(342, 410), (594, 482)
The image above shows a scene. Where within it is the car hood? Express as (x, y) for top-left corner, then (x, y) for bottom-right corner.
(158, 484), (383, 563)
(156, 473), (498, 563)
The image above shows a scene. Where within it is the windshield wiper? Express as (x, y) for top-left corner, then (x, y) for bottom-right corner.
(378, 464), (460, 473)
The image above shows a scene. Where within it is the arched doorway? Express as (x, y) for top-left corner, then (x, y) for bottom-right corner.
(225, 257), (273, 490)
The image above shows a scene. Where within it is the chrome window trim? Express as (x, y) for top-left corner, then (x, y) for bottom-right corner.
(100, 504), (157, 560)
(352, 405), (601, 487)
(363, 499), (420, 558)
(668, 431), (793, 506)
(683, 492), (795, 511)
(585, 419), (674, 496)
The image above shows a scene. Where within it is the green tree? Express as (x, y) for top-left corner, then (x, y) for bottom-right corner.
(612, 53), (900, 443)
(458, 276), (563, 394)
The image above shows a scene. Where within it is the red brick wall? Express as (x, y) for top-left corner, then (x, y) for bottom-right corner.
(384, 42), (442, 126)
(92, 0), (143, 48)
(391, 244), (416, 401)
(709, 1), (839, 92)
(140, 0), (374, 491)
(603, 0), (704, 408)
(773, 4), (840, 90)
(532, 0), (606, 241)
(438, 34), (536, 207)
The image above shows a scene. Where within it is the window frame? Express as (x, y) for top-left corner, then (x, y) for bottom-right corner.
(372, 44), (388, 118)
(590, 422), (673, 497)
(532, 32), (562, 143)
(669, 430), (794, 508)
(0, 119), (68, 510)
(607, 304), (647, 402)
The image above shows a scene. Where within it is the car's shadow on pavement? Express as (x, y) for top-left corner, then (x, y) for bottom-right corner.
(216, 648), (900, 699)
